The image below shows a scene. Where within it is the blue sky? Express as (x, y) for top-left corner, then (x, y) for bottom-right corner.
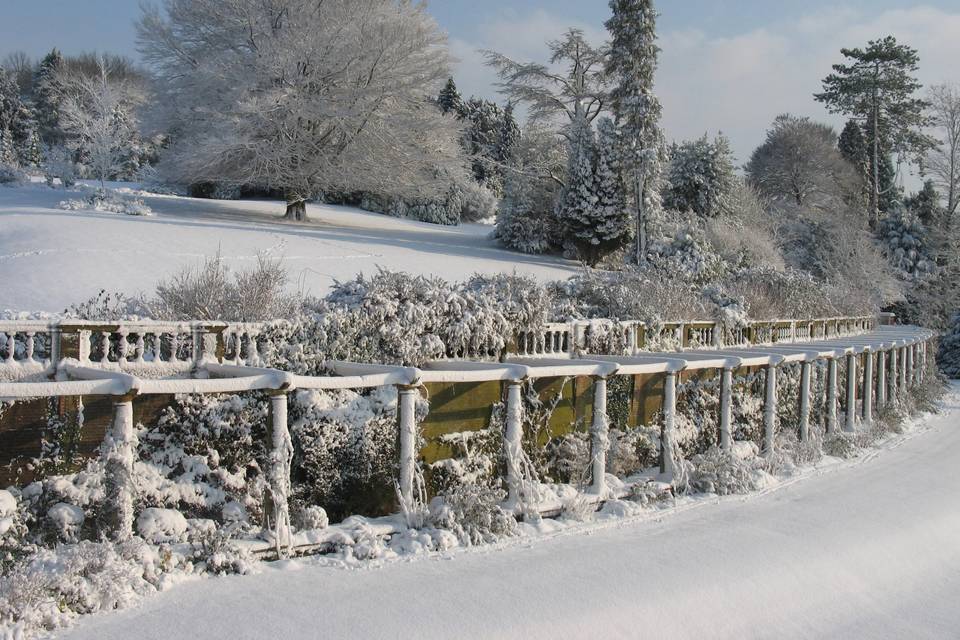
(3, 1), (959, 184)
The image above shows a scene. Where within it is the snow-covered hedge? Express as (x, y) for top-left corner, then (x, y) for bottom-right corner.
(58, 188), (152, 216)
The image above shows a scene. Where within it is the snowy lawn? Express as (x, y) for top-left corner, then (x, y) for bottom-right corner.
(56, 387), (960, 640)
(0, 182), (579, 313)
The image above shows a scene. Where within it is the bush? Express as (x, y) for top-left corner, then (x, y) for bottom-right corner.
(153, 252), (300, 322)
(0, 162), (26, 186)
(58, 188), (152, 216)
(427, 483), (517, 546)
(689, 443), (769, 495)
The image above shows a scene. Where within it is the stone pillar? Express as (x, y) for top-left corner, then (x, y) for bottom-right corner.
(397, 386), (419, 508)
(590, 377), (609, 496)
(844, 353), (857, 433)
(268, 392), (293, 557)
(899, 347), (907, 393)
(719, 367), (733, 451)
(906, 345), (914, 389)
(798, 361), (811, 443)
(889, 347), (899, 403)
(862, 351), (874, 427)
(662, 371), (678, 481)
(504, 381), (524, 505)
(877, 350), (887, 409)
(826, 358), (838, 435)
(104, 393), (137, 541)
(763, 364), (778, 457)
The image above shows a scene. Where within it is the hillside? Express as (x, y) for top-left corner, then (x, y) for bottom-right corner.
(0, 182), (580, 313)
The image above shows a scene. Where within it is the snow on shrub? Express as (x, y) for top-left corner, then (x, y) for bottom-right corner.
(689, 442), (772, 495)
(427, 483), (517, 546)
(136, 508), (188, 544)
(0, 162), (26, 186)
(939, 314), (960, 378)
(0, 539), (165, 639)
(58, 188), (152, 216)
(47, 503), (85, 543)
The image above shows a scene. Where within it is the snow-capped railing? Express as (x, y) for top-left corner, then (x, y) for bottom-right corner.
(0, 320), (266, 373)
(510, 315), (877, 357)
(0, 323), (935, 558)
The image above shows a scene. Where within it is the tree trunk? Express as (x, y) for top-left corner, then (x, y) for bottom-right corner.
(871, 92), (880, 228)
(635, 174), (647, 265)
(284, 198), (307, 222)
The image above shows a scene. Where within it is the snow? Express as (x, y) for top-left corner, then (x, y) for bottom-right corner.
(47, 503), (84, 528)
(0, 182), (579, 313)
(57, 388), (960, 640)
(135, 508), (188, 544)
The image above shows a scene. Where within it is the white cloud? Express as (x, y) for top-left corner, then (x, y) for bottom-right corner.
(450, 4), (960, 190)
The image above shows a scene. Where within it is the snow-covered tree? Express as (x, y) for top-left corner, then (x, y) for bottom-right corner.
(484, 28), (609, 128)
(58, 57), (144, 189)
(555, 114), (598, 259)
(605, 0), (666, 264)
(816, 37), (936, 224)
(139, 0), (466, 221)
(876, 206), (934, 281)
(926, 83), (960, 221)
(746, 115), (856, 209)
(438, 77), (467, 117)
(938, 311), (960, 378)
(905, 180), (942, 228)
(0, 68), (42, 167)
(666, 133), (735, 217)
(590, 117), (632, 256)
(32, 49), (65, 147)
(494, 126), (566, 254)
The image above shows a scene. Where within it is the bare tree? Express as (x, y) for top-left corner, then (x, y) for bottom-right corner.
(745, 114), (858, 209)
(926, 84), (960, 221)
(484, 28), (609, 135)
(58, 57), (145, 189)
(138, 0), (466, 221)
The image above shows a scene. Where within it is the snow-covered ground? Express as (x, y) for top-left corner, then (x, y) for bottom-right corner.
(57, 389), (960, 640)
(0, 182), (579, 313)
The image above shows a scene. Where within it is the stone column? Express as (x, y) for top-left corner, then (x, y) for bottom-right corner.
(590, 377), (610, 496)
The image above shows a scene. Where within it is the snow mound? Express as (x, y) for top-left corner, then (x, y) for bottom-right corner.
(136, 508), (188, 543)
(0, 489), (16, 518)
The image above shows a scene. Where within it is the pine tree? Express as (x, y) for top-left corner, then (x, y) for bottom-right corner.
(32, 49), (65, 147)
(556, 114), (599, 262)
(906, 180), (942, 227)
(590, 117), (632, 260)
(605, 0), (666, 264)
(815, 37), (936, 225)
(494, 103), (520, 166)
(438, 77), (466, 117)
(665, 133), (735, 217)
(0, 126), (15, 165)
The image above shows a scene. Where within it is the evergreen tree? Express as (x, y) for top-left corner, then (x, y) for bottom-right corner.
(605, 0), (666, 264)
(32, 49), (65, 146)
(0, 66), (42, 167)
(0, 126), (15, 165)
(556, 115), (599, 261)
(905, 180), (942, 227)
(665, 133), (736, 217)
(494, 103), (520, 166)
(437, 77), (466, 117)
(815, 37), (936, 225)
(590, 117), (632, 260)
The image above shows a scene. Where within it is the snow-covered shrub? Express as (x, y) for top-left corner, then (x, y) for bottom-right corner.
(877, 208), (935, 281)
(559, 494), (595, 522)
(47, 503), (85, 543)
(628, 480), (673, 507)
(186, 526), (255, 576)
(664, 133), (736, 218)
(689, 443), (770, 495)
(493, 170), (558, 254)
(136, 508), (188, 544)
(58, 188), (152, 216)
(0, 162), (26, 186)
(459, 179), (500, 223)
(554, 268), (705, 323)
(288, 388), (400, 522)
(705, 179), (785, 271)
(823, 432), (859, 459)
(43, 146), (76, 188)
(138, 393), (269, 522)
(296, 505), (329, 531)
(606, 427), (658, 478)
(0, 539), (165, 638)
(63, 289), (152, 321)
(675, 375), (721, 457)
(259, 270), (547, 367)
(153, 252), (299, 322)
(543, 432), (591, 485)
(427, 483), (517, 546)
(939, 316), (960, 378)
(647, 228), (728, 285)
(726, 267), (838, 320)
